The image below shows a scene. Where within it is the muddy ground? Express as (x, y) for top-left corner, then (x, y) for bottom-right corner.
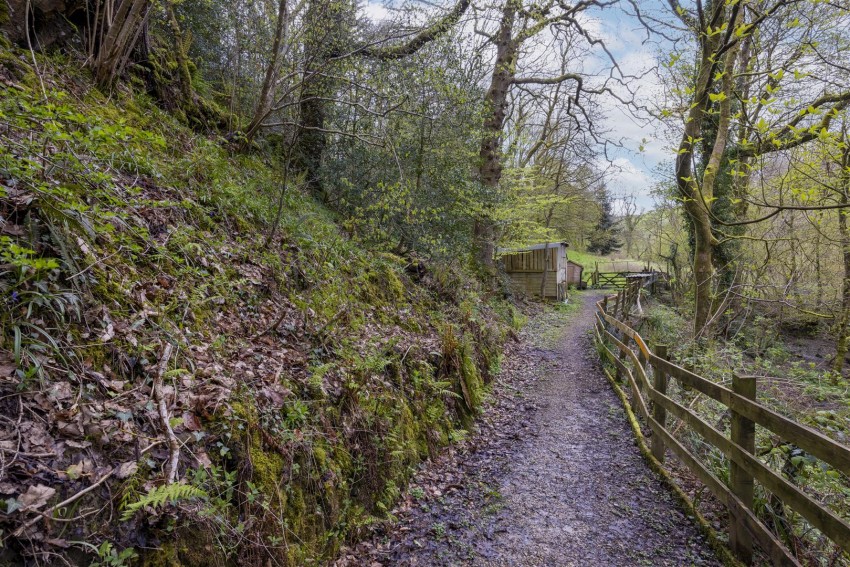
(334, 292), (721, 566)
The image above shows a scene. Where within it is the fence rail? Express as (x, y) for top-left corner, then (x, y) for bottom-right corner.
(588, 262), (666, 289)
(594, 282), (850, 566)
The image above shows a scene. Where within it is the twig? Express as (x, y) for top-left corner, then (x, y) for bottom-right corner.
(153, 343), (179, 484)
(671, 392), (705, 437)
(25, 0), (48, 101)
(314, 305), (348, 338)
(252, 309), (289, 340)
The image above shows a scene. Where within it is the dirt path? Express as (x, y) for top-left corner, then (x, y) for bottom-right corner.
(335, 293), (721, 566)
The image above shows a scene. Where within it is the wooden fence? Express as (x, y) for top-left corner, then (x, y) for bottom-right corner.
(588, 261), (663, 289)
(594, 282), (850, 566)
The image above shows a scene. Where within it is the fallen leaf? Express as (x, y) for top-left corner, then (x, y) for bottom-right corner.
(0, 223), (24, 236)
(114, 461), (138, 479)
(195, 450), (212, 469)
(48, 381), (73, 402)
(18, 484), (56, 511)
(66, 463), (84, 480)
(100, 322), (115, 342)
(182, 412), (202, 431)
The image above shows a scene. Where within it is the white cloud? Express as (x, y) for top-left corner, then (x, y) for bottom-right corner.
(361, 1), (390, 22)
(599, 157), (661, 211)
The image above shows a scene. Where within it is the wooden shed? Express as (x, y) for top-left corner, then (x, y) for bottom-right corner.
(566, 260), (584, 287)
(499, 242), (569, 300)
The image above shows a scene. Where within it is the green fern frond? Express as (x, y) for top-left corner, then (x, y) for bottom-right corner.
(120, 483), (206, 521)
(182, 31), (193, 54)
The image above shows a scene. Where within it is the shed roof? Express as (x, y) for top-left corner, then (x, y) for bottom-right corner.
(567, 260), (584, 268)
(497, 242), (569, 254)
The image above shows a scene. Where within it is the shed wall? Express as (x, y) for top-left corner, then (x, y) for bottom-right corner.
(506, 272), (560, 298)
(566, 263), (583, 284)
(501, 244), (568, 299)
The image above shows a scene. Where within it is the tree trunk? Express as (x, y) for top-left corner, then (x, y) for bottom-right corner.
(691, 206), (715, 335)
(815, 218), (823, 310)
(833, 134), (850, 374)
(165, 1), (193, 104)
(293, 0), (352, 199)
(92, 0), (151, 88)
(243, 0), (289, 142)
(675, 0), (740, 336)
(475, 0), (518, 272)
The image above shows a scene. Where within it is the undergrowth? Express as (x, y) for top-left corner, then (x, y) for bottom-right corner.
(0, 51), (514, 566)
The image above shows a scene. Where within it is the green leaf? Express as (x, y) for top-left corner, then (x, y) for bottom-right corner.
(735, 23), (753, 37)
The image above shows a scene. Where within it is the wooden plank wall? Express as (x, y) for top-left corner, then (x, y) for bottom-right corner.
(506, 272), (560, 298)
(503, 247), (560, 274)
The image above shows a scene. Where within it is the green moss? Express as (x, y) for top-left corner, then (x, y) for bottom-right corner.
(459, 336), (484, 413)
(250, 441), (285, 494)
(142, 527), (227, 567)
(312, 445), (328, 469)
(142, 544), (181, 567)
(382, 264), (406, 301)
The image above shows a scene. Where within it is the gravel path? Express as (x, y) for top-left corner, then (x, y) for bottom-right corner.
(335, 292), (720, 566)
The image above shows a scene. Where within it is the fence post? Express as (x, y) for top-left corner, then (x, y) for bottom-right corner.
(602, 296), (608, 314)
(618, 290), (625, 318)
(634, 283), (643, 315)
(651, 344), (669, 464)
(614, 291), (620, 318)
(730, 373), (757, 565)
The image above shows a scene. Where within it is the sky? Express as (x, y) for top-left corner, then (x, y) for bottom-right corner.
(582, 6), (672, 212)
(359, 1), (675, 212)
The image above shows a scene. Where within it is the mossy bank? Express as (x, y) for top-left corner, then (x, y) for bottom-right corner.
(0, 50), (519, 566)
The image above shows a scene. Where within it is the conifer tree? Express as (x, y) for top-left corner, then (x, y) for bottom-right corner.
(587, 187), (621, 255)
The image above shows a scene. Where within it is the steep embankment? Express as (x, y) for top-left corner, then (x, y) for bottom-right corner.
(0, 54), (516, 565)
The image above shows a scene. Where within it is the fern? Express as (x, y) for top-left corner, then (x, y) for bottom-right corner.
(120, 483), (207, 521)
(182, 30), (193, 55)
